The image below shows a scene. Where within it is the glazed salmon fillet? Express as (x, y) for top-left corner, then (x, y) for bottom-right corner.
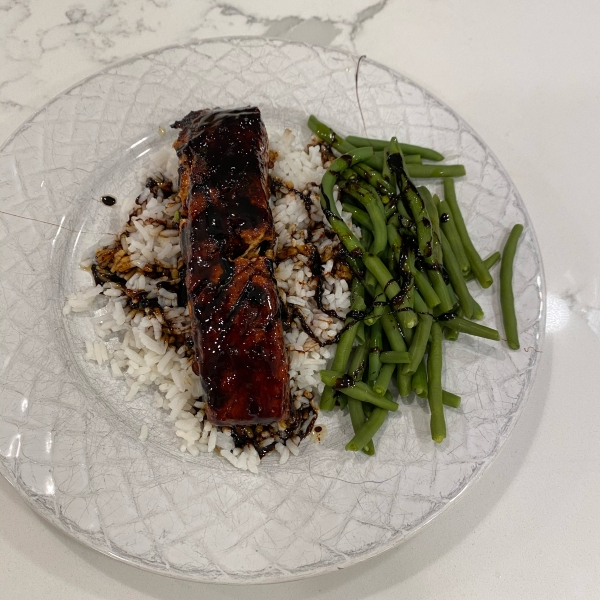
(173, 107), (290, 425)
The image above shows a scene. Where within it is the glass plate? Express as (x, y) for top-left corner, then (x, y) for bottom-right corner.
(0, 37), (545, 584)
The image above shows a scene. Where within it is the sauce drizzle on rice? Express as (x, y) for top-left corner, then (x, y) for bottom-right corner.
(63, 127), (361, 471)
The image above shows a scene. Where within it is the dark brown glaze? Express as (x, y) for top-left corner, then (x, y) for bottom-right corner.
(189, 256), (289, 425)
(173, 107), (274, 259)
(172, 107), (290, 426)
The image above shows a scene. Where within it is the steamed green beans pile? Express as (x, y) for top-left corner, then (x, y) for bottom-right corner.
(308, 115), (524, 454)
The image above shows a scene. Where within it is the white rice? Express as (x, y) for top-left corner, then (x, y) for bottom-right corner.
(65, 127), (353, 471)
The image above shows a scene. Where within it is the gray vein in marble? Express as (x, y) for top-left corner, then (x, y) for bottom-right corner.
(351, 0), (389, 37)
(552, 290), (600, 340)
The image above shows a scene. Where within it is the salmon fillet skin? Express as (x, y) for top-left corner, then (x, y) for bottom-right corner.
(172, 107), (290, 425)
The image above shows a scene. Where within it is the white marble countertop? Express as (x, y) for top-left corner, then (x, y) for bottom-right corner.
(1, 1), (599, 598)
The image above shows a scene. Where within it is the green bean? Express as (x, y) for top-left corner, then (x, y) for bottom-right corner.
(380, 351), (411, 364)
(399, 319), (414, 347)
(407, 164), (466, 179)
(411, 359), (428, 397)
(308, 115), (356, 154)
(413, 270), (441, 309)
(442, 283), (462, 325)
(359, 227), (373, 254)
(362, 253), (397, 293)
(413, 288), (432, 314)
(324, 210), (364, 257)
(346, 136), (393, 150)
(342, 202), (374, 232)
(346, 135), (445, 162)
(440, 230), (474, 318)
(363, 263), (376, 291)
(444, 316), (500, 341)
(411, 259), (441, 308)
(319, 158), (369, 251)
(444, 179), (492, 288)
(427, 270), (454, 313)
(363, 177), (389, 222)
(384, 243), (395, 272)
(343, 182), (388, 256)
(389, 147), (452, 315)
(421, 194), (445, 288)
(306, 117), (386, 174)
(386, 213), (400, 229)
(340, 384), (398, 411)
(356, 321), (367, 346)
(320, 371), (399, 411)
(438, 199), (470, 274)
(373, 363), (396, 395)
(360, 153), (386, 172)
(388, 233), (418, 333)
(348, 340), (369, 380)
(442, 390), (461, 409)
(398, 372), (413, 397)
(341, 167), (359, 182)
(402, 311), (433, 375)
(347, 399), (375, 455)
(464, 252), (501, 282)
(370, 150), (421, 169)
(320, 149), (375, 214)
(346, 406), (390, 452)
(500, 224), (524, 350)
(353, 163), (395, 196)
(363, 285), (386, 326)
(380, 313), (412, 397)
(397, 286), (417, 333)
(340, 340), (367, 411)
(394, 198), (412, 223)
(419, 187), (440, 231)
(381, 147), (392, 183)
(380, 311), (407, 353)
(444, 327), (459, 341)
(420, 192), (445, 281)
(471, 297), (484, 321)
(351, 276), (363, 298)
(368, 320), (383, 385)
(345, 150), (384, 173)
(447, 281), (457, 303)
(427, 322), (446, 443)
(387, 223), (402, 263)
(388, 142), (434, 262)
(363, 253), (418, 328)
(319, 287), (366, 410)
(384, 202), (397, 220)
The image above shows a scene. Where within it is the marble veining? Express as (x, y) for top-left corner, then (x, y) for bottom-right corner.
(0, 0), (389, 144)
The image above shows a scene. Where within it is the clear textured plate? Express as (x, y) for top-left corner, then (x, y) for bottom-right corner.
(0, 37), (545, 584)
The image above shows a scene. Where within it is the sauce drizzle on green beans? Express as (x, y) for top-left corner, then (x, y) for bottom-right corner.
(306, 115), (524, 451)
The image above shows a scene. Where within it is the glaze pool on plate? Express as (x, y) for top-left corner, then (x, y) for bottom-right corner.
(0, 37), (545, 584)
